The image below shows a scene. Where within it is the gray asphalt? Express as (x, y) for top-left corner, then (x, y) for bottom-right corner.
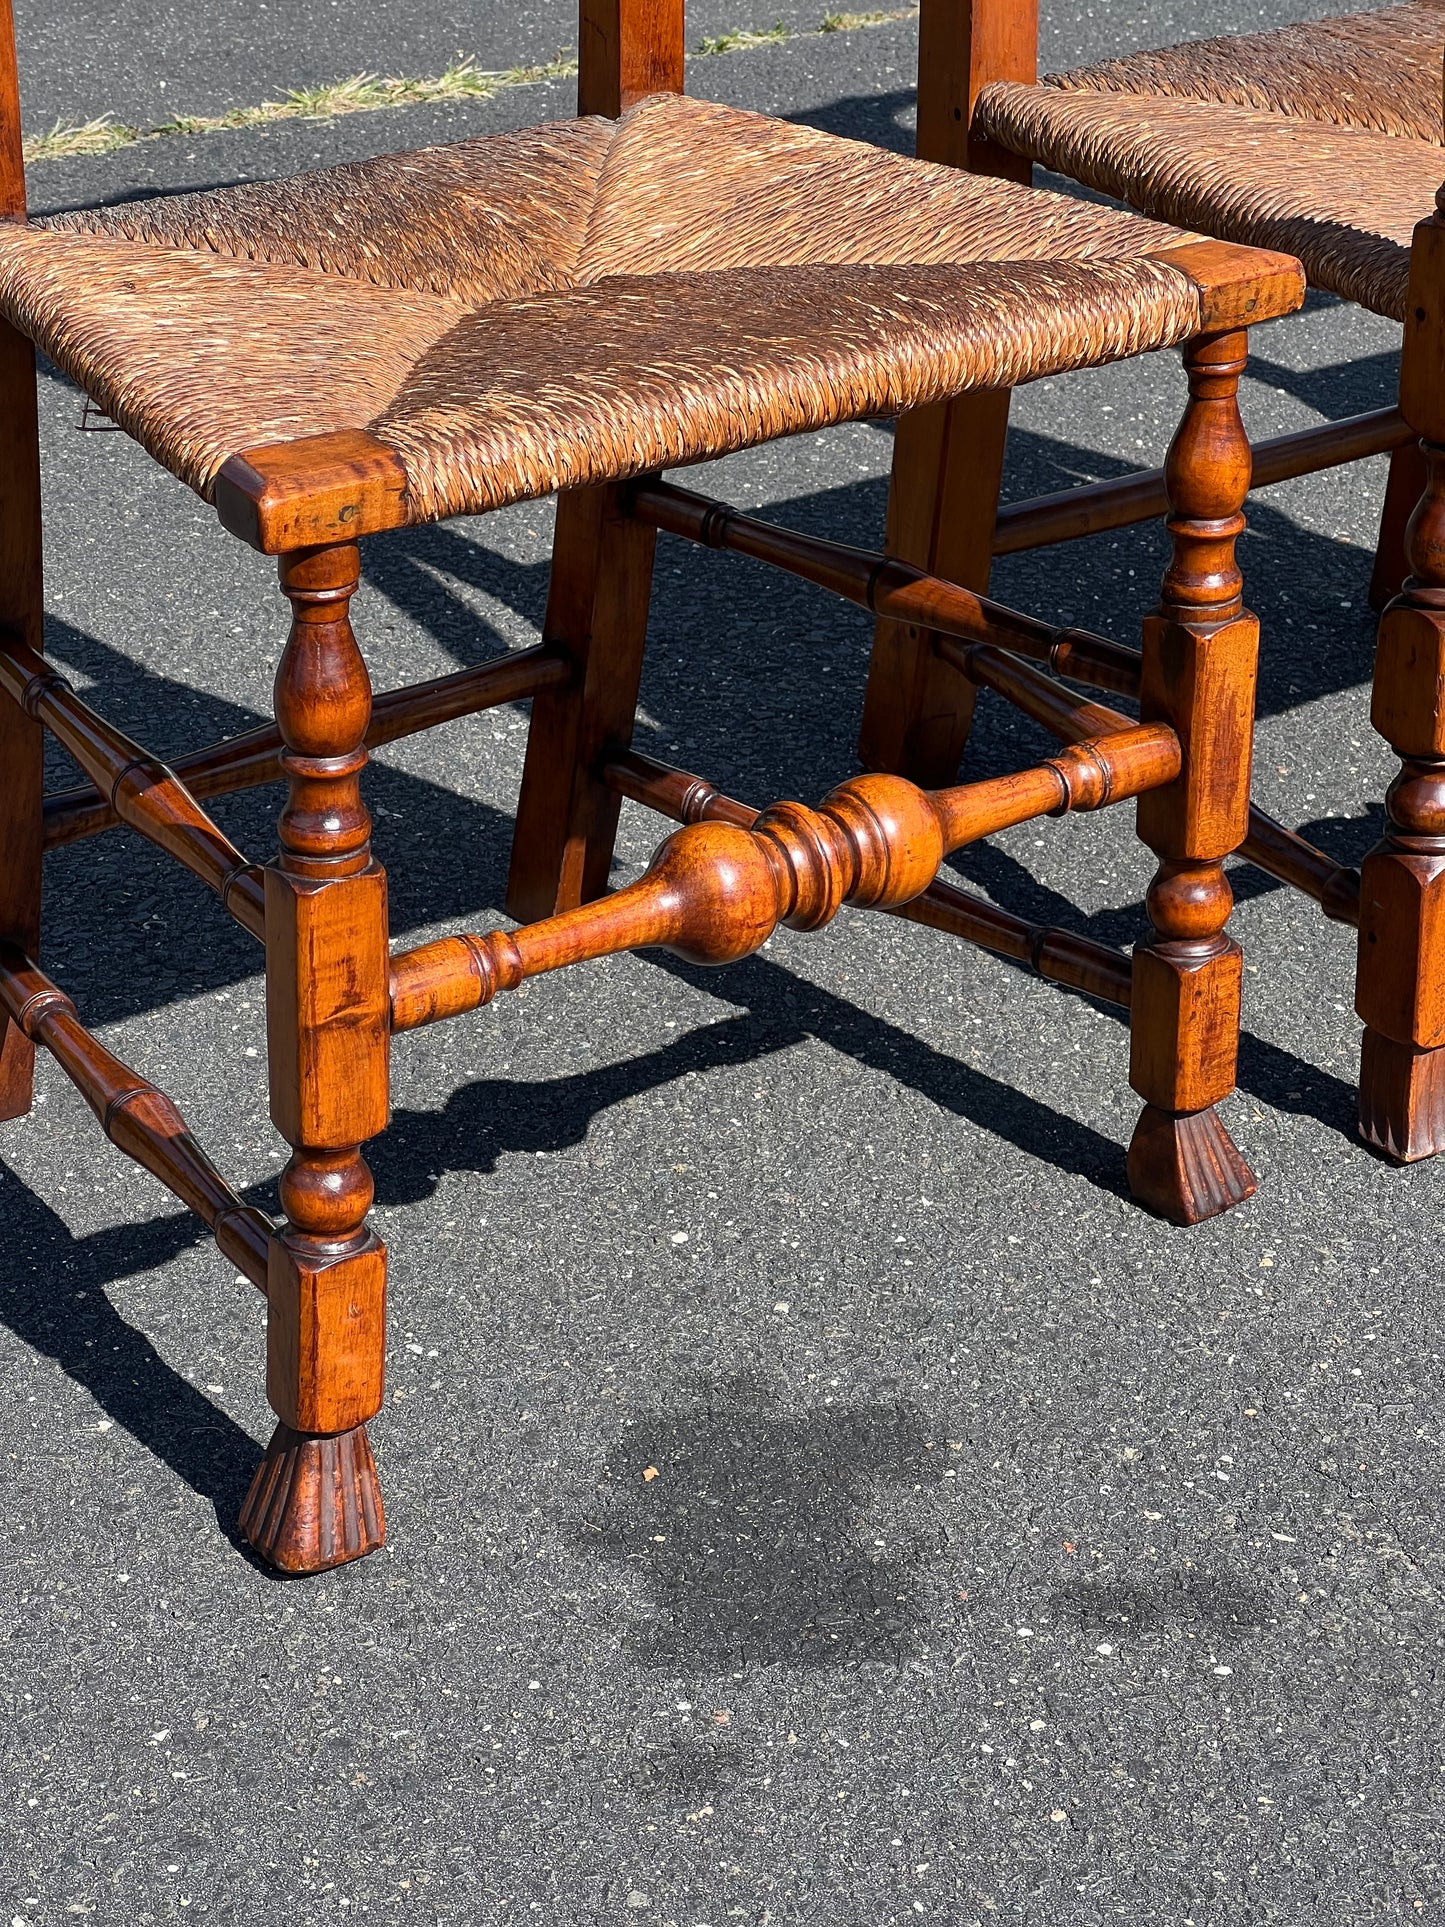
(0, 4), (1436, 1925)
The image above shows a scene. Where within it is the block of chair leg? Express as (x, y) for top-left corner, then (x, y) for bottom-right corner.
(1371, 603), (1445, 757)
(264, 864), (391, 1153)
(1136, 612), (1259, 863)
(1357, 845), (1445, 1048)
(1129, 939), (1244, 1115)
(266, 1232), (388, 1437)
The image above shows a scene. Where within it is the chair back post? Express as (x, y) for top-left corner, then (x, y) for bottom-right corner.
(0, 0), (22, 219)
(0, 0), (43, 1130)
(579, 0), (685, 118)
(916, 0), (1036, 177)
(0, 0), (40, 643)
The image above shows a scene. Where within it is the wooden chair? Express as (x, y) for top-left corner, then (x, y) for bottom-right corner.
(0, 0), (1303, 1573)
(932, 0), (1445, 1162)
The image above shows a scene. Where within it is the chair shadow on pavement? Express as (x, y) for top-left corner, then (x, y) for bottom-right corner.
(579, 1373), (946, 1671)
(3, 389), (1397, 1543)
(0, 1167), (262, 1543)
(0, 974), (1120, 1562)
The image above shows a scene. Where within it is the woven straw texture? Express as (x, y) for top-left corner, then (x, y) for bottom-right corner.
(1044, 2), (1445, 143)
(1, 94), (1211, 521)
(977, 3), (1445, 321)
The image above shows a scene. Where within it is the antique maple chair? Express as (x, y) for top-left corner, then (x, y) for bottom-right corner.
(0, 0), (1303, 1572)
(908, 0), (1445, 1162)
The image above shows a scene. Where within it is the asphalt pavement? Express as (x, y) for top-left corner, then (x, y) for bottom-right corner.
(0, 4), (1437, 1924)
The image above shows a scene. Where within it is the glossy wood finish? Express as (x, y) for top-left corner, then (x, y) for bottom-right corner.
(579, 0), (685, 117)
(0, 0), (1339, 1588)
(1370, 436), (1429, 614)
(1241, 810), (1359, 927)
(993, 406), (1411, 559)
(635, 474), (1357, 953)
(857, 390), (1006, 786)
(1354, 187), (1445, 1160)
(43, 643), (568, 849)
(936, 637), (1128, 743)
(0, 633), (267, 939)
(238, 1422), (385, 1575)
(0, 0), (43, 1122)
(1156, 239), (1305, 334)
(216, 430), (410, 555)
(0, 0), (21, 221)
(1127, 329), (1259, 1223)
(603, 746), (758, 831)
(934, 626), (1360, 924)
(602, 746), (1135, 1006)
(968, 2), (1445, 1162)
(245, 542), (389, 1572)
(898, 877), (1133, 1005)
(1358, 453), (1445, 1159)
(390, 724), (1178, 1031)
(0, 943), (273, 1288)
(507, 482), (658, 921)
(917, 0), (1037, 179)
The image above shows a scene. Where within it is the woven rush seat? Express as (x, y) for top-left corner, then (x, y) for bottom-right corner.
(0, 92), (1215, 521)
(976, 2), (1445, 321)
(0, 0), (1322, 1576)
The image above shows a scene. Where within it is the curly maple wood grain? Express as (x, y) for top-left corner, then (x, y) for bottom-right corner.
(992, 405), (1410, 557)
(1127, 328), (1259, 1223)
(389, 728), (1178, 1032)
(603, 745), (1136, 1008)
(630, 477), (1143, 696)
(238, 1420), (385, 1574)
(250, 542), (390, 1574)
(1358, 444), (1445, 1159)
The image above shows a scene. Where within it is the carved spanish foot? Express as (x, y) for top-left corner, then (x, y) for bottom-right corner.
(1126, 1103), (1257, 1226)
(1358, 1028), (1445, 1161)
(239, 1420), (385, 1573)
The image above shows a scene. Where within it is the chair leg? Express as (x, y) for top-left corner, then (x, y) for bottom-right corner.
(1356, 437), (1445, 1159)
(506, 482), (658, 922)
(857, 389), (1011, 787)
(1127, 330), (1259, 1224)
(0, 317), (45, 1123)
(238, 541), (391, 1573)
(1369, 436), (1426, 613)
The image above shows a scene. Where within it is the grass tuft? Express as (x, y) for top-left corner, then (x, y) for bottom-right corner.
(23, 53), (578, 163)
(23, 14), (921, 165)
(819, 9), (909, 31)
(696, 22), (789, 55)
(25, 114), (141, 162)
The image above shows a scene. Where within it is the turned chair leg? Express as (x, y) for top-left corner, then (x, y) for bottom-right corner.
(0, 316), (45, 1123)
(1369, 437), (1427, 614)
(1356, 197), (1445, 1160)
(1356, 439), (1445, 1158)
(858, 390), (1012, 786)
(506, 481), (658, 922)
(238, 541), (391, 1572)
(1127, 330), (1259, 1224)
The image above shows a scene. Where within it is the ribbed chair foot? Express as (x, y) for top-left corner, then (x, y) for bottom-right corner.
(1359, 1029), (1445, 1162)
(1126, 1103), (1257, 1226)
(239, 1421), (385, 1573)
